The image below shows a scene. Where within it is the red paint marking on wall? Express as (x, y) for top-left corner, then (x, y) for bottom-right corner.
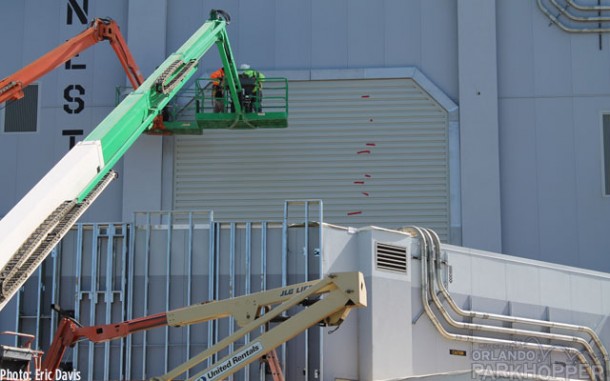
(347, 211), (363, 216)
(357, 150), (371, 154)
(362, 192), (369, 196)
(353, 181), (365, 185)
(364, 174), (372, 178)
(361, 95), (370, 98)
(366, 143), (376, 147)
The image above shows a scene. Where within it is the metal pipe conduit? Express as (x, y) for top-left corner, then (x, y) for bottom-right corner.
(418, 229), (604, 375)
(417, 235), (595, 381)
(548, 0), (610, 23)
(419, 226), (610, 381)
(410, 226), (600, 381)
(536, 0), (610, 33)
(565, 0), (610, 12)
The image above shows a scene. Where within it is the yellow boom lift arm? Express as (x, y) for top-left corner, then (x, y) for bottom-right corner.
(33, 272), (366, 381)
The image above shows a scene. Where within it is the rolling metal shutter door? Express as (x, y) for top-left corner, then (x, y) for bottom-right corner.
(174, 78), (450, 239)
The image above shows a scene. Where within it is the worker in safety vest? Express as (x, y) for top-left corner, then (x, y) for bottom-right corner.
(239, 64), (265, 112)
(210, 67), (225, 113)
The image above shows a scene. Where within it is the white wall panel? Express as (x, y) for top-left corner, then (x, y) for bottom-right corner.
(446, 243), (610, 317)
(174, 78), (452, 239)
(457, 0), (502, 253)
(469, 256), (507, 301)
(570, 274), (604, 315)
(538, 267), (572, 309)
(603, 280), (610, 313)
(505, 262), (540, 305)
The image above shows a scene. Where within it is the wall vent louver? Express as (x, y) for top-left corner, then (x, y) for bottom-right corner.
(375, 242), (407, 273)
(4, 84), (38, 133)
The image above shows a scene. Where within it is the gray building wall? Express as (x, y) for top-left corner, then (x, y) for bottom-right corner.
(0, 1), (128, 222)
(117, 0), (610, 271)
(1, 0), (610, 274)
(496, 0), (610, 270)
(457, 0), (502, 253)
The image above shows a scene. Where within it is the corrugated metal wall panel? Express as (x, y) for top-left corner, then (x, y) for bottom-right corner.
(174, 78), (450, 240)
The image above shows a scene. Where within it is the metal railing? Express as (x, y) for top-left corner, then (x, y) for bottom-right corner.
(13, 205), (321, 380)
(194, 77), (288, 116)
(116, 76), (288, 125)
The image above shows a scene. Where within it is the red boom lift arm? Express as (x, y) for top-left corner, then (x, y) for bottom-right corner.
(41, 312), (167, 374)
(39, 272), (367, 381)
(0, 17), (165, 131)
(41, 314), (285, 381)
(0, 18), (143, 102)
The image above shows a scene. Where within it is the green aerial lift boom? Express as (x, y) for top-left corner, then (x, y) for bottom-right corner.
(163, 11), (288, 133)
(0, 10), (286, 312)
(78, 9), (245, 198)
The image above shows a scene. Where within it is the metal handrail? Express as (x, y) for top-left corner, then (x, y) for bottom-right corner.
(117, 76), (288, 124)
(195, 77), (288, 115)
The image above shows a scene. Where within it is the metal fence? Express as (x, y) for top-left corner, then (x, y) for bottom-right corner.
(14, 202), (325, 380)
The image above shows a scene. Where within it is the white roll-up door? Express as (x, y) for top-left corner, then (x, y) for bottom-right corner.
(174, 78), (451, 239)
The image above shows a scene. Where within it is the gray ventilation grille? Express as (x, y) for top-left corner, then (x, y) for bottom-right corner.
(4, 84), (38, 133)
(375, 242), (407, 273)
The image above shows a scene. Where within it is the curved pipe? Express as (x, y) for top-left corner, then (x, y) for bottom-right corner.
(536, 0), (610, 33)
(419, 226), (610, 381)
(412, 226), (599, 381)
(417, 228), (604, 376)
(549, 0), (610, 23)
(565, 0), (610, 12)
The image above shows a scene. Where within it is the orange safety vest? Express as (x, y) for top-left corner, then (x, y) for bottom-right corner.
(211, 68), (224, 86)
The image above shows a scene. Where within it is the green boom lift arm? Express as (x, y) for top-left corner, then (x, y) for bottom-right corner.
(82, 9), (244, 198)
(0, 10), (261, 312)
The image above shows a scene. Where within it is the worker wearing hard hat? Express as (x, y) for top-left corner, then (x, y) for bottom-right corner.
(210, 67), (225, 113)
(239, 64), (265, 112)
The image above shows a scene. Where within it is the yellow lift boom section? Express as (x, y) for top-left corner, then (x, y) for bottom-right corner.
(36, 272), (366, 381)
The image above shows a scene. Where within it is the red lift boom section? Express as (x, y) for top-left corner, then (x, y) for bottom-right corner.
(36, 272), (367, 381)
(0, 17), (164, 131)
(41, 313), (284, 381)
